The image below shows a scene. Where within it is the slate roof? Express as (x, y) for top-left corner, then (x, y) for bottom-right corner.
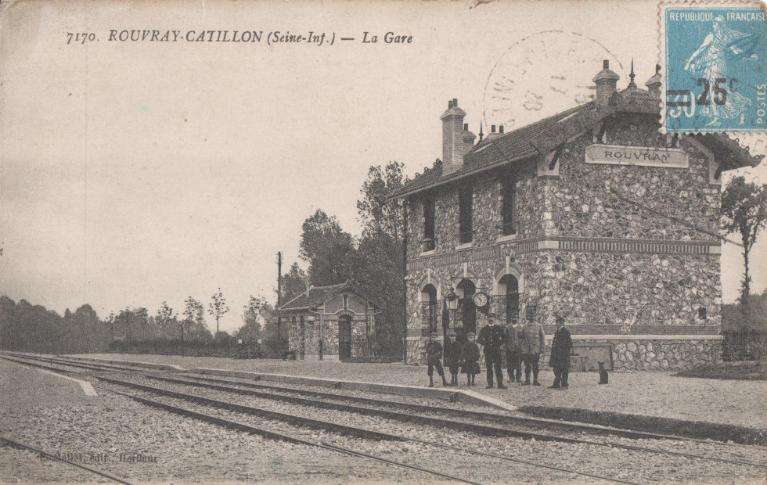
(279, 281), (377, 312)
(389, 86), (762, 200)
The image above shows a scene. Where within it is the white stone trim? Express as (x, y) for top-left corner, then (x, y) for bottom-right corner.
(537, 239), (559, 250)
(493, 263), (525, 297)
(456, 242), (474, 250)
(570, 334), (722, 341)
(496, 233), (517, 243)
(708, 245), (722, 255)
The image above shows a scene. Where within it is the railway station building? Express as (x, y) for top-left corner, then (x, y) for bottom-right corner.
(280, 281), (377, 361)
(389, 61), (761, 370)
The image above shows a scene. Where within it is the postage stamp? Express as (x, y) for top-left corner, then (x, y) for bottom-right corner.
(661, 2), (767, 133)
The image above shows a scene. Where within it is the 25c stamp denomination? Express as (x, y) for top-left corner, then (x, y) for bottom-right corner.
(661, 3), (767, 133)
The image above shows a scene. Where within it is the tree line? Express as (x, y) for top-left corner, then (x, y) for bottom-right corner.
(0, 162), (408, 358)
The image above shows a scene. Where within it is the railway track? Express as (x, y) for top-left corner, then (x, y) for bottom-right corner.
(0, 435), (133, 485)
(4, 352), (766, 483)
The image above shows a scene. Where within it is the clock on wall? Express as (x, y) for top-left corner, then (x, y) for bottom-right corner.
(472, 292), (490, 309)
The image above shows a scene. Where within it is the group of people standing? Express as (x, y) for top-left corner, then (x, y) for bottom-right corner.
(425, 314), (573, 390)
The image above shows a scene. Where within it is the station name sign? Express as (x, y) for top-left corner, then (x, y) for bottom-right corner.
(585, 145), (688, 169)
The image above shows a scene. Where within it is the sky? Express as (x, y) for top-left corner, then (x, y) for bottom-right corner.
(1, 0), (765, 333)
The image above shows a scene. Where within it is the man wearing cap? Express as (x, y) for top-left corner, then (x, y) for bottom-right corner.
(520, 314), (545, 386)
(444, 329), (462, 386)
(549, 315), (573, 389)
(476, 314), (507, 389)
(425, 331), (448, 387)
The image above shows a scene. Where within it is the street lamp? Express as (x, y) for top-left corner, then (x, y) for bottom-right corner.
(444, 287), (459, 366)
(445, 286), (459, 331)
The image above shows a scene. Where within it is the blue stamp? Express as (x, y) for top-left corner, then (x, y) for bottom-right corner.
(663, 6), (767, 132)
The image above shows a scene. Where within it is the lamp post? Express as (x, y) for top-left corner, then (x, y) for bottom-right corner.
(444, 287), (459, 365)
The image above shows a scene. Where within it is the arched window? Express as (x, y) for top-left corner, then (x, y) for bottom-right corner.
(421, 285), (438, 335)
(456, 279), (476, 335)
(499, 275), (520, 324)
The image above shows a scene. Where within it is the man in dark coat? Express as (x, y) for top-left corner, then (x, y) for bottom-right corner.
(444, 329), (461, 386)
(425, 332), (448, 387)
(477, 314), (507, 389)
(549, 315), (573, 389)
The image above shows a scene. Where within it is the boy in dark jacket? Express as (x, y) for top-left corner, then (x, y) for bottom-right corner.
(444, 330), (461, 386)
(549, 315), (573, 389)
(425, 332), (448, 387)
(460, 331), (481, 386)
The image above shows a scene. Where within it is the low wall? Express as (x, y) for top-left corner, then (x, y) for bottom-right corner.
(608, 337), (722, 370)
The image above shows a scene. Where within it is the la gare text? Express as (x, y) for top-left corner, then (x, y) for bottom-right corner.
(84, 29), (413, 46)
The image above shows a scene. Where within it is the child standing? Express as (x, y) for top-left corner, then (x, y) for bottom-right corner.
(444, 330), (461, 386)
(425, 332), (448, 387)
(460, 331), (481, 386)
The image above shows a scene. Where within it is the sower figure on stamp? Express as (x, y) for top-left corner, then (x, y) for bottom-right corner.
(444, 329), (461, 386)
(520, 314), (545, 386)
(425, 331), (448, 387)
(477, 313), (506, 389)
(549, 315), (573, 389)
(505, 319), (522, 383)
(460, 331), (481, 386)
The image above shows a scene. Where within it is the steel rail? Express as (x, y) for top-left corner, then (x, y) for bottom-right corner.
(0, 435), (134, 485)
(142, 373), (767, 470)
(97, 376), (406, 441)
(6, 354), (767, 471)
(114, 390), (631, 485)
(113, 391), (483, 485)
(151, 372), (687, 440)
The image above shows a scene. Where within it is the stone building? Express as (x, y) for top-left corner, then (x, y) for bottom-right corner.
(279, 281), (377, 361)
(389, 61), (761, 370)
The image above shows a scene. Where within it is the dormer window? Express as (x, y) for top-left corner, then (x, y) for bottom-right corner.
(501, 175), (517, 235)
(423, 199), (436, 251)
(458, 185), (473, 244)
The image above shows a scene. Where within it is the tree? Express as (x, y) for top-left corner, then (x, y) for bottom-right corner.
(354, 162), (407, 357)
(208, 288), (230, 335)
(239, 295), (267, 342)
(722, 176), (767, 323)
(281, 262), (309, 303)
(300, 209), (356, 285)
(155, 302), (177, 339)
(357, 162), (407, 240)
(182, 296), (210, 342)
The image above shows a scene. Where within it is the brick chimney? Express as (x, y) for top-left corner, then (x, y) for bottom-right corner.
(645, 64), (662, 99)
(441, 98), (467, 175)
(593, 60), (620, 107)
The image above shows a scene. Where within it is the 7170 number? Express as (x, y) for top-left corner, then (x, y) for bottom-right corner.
(66, 32), (97, 45)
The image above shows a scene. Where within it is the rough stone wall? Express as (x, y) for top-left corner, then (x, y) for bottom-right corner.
(351, 320), (369, 358)
(536, 251), (721, 328)
(322, 319), (339, 356)
(303, 320), (320, 358)
(406, 159), (540, 257)
(610, 338), (721, 370)
(553, 115), (720, 239)
(403, 113), (723, 367)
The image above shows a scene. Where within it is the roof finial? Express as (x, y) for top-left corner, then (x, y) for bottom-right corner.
(478, 123), (484, 143)
(628, 58), (636, 88)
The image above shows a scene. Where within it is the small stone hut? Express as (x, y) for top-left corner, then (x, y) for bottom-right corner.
(279, 281), (377, 361)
